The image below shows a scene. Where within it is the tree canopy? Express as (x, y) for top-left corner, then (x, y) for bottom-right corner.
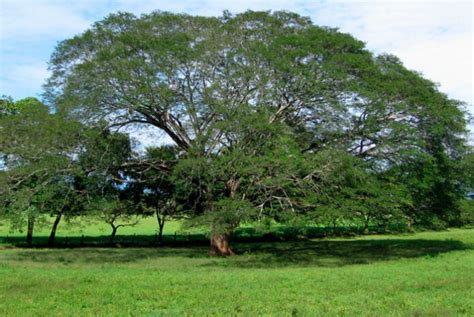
(1, 10), (471, 254)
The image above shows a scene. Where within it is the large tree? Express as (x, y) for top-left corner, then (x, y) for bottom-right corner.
(44, 10), (470, 254)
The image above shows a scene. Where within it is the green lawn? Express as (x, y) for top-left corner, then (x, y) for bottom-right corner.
(0, 216), (183, 238)
(0, 228), (473, 316)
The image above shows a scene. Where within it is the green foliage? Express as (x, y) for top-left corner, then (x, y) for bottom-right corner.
(95, 199), (140, 239)
(0, 98), (85, 235)
(79, 124), (132, 174)
(459, 199), (474, 226)
(0, 95), (16, 117)
(0, 98), (135, 241)
(42, 9), (471, 237)
(307, 150), (410, 229)
(173, 127), (313, 234)
(460, 151), (474, 192)
(184, 198), (257, 235)
(76, 128), (138, 235)
(1, 10), (470, 248)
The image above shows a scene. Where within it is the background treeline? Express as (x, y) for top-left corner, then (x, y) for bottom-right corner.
(1, 11), (473, 255)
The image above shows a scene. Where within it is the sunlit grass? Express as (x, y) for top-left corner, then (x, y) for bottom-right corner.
(0, 229), (473, 316)
(0, 216), (182, 238)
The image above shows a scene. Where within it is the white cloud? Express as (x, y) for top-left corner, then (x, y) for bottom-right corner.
(392, 33), (472, 104)
(0, 0), (92, 42)
(325, 2), (471, 49)
(0, 62), (50, 99)
(307, 1), (473, 109)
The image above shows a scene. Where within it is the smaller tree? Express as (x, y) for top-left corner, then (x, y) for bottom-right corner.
(76, 124), (137, 243)
(40, 176), (86, 246)
(138, 146), (180, 243)
(0, 97), (84, 244)
(97, 199), (140, 243)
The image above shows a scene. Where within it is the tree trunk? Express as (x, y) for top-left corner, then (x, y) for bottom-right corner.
(407, 216), (414, 232)
(158, 222), (164, 243)
(156, 211), (165, 244)
(208, 176), (240, 256)
(26, 215), (35, 246)
(110, 226), (117, 243)
(226, 176), (240, 199)
(48, 212), (63, 246)
(363, 217), (370, 234)
(209, 231), (234, 256)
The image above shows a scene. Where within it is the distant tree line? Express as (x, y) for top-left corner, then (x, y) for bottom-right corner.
(1, 11), (473, 255)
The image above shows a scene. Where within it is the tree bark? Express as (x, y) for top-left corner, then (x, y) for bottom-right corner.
(226, 176), (240, 199)
(208, 176), (240, 256)
(156, 211), (165, 243)
(110, 226), (118, 243)
(407, 216), (414, 232)
(26, 215), (35, 246)
(209, 231), (234, 256)
(363, 216), (370, 234)
(48, 212), (63, 246)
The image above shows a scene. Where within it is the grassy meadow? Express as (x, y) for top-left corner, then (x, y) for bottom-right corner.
(0, 219), (473, 316)
(0, 217), (182, 239)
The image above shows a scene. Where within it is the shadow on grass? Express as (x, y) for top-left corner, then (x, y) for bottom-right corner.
(0, 223), (412, 249)
(1, 238), (471, 268)
(226, 238), (472, 268)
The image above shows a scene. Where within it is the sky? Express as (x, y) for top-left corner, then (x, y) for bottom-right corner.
(0, 0), (473, 120)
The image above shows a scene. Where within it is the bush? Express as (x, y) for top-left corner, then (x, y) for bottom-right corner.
(459, 199), (474, 226)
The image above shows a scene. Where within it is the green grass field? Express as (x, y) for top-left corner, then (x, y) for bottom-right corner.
(0, 216), (183, 238)
(0, 222), (473, 316)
